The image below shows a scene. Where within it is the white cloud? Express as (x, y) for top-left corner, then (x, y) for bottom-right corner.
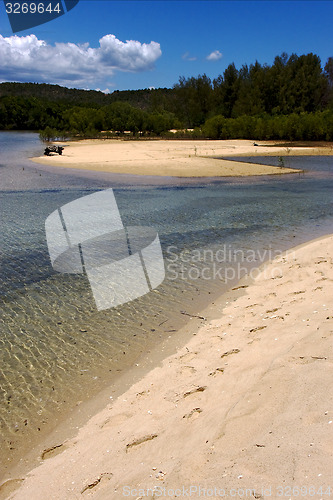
(206, 50), (222, 61)
(182, 51), (197, 62)
(96, 88), (112, 94)
(0, 34), (162, 88)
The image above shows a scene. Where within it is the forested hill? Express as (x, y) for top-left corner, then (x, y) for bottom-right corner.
(0, 82), (172, 109)
(1, 52), (333, 140)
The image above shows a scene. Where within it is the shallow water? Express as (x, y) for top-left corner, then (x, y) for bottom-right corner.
(1, 132), (333, 472)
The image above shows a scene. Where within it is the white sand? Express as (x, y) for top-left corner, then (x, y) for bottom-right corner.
(2, 234), (332, 499)
(29, 139), (322, 177)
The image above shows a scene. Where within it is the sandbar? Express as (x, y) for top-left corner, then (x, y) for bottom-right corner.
(30, 139), (333, 177)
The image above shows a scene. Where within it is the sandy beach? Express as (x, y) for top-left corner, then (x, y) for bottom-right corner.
(2, 234), (332, 499)
(31, 139), (333, 177)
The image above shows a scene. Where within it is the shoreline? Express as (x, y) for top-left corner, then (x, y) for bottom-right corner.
(29, 139), (333, 178)
(2, 233), (332, 499)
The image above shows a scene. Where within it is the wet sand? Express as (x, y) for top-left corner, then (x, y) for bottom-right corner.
(29, 139), (330, 177)
(2, 234), (332, 499)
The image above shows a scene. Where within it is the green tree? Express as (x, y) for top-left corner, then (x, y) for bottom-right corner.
(324, 57), (333, 109)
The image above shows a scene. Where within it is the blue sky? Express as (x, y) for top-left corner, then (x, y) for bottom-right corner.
(0, 1), (332, 92)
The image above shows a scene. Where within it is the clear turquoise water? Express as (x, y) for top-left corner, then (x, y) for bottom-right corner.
(1, 132), (332, 471)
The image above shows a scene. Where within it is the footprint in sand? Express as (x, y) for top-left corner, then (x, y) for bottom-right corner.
(179, 352), (198, 362)
(126, 433), (158, 452)
(81, 472), (113, 495)
(249, 326), (267, 333)
(136, 389), (150, 398)
(293, 355), (327, 364)
(0, 478), (24, 498)
(209, 367), (225, 376)
(220, 348), (240, 359)
(101, 413), (132, 429)
(183, 386), (207, 398)
(290, 297), (305, 304)
(41, 442), (71, 460)
(179, 365), (196, 376)
(183, 408), (203, 420)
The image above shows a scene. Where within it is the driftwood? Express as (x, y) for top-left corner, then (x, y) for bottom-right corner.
(44, 145), (64, 156)
(180, 310), (206, 320)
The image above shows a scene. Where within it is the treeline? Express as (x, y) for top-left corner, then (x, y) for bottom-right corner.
(173, 53), (333, 126)
(0, 97), (180, 137)
(0, 52), (333, 140)
(202, 111), (333, 141)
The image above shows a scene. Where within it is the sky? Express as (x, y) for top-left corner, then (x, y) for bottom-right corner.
(0, 0), (332, 92)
